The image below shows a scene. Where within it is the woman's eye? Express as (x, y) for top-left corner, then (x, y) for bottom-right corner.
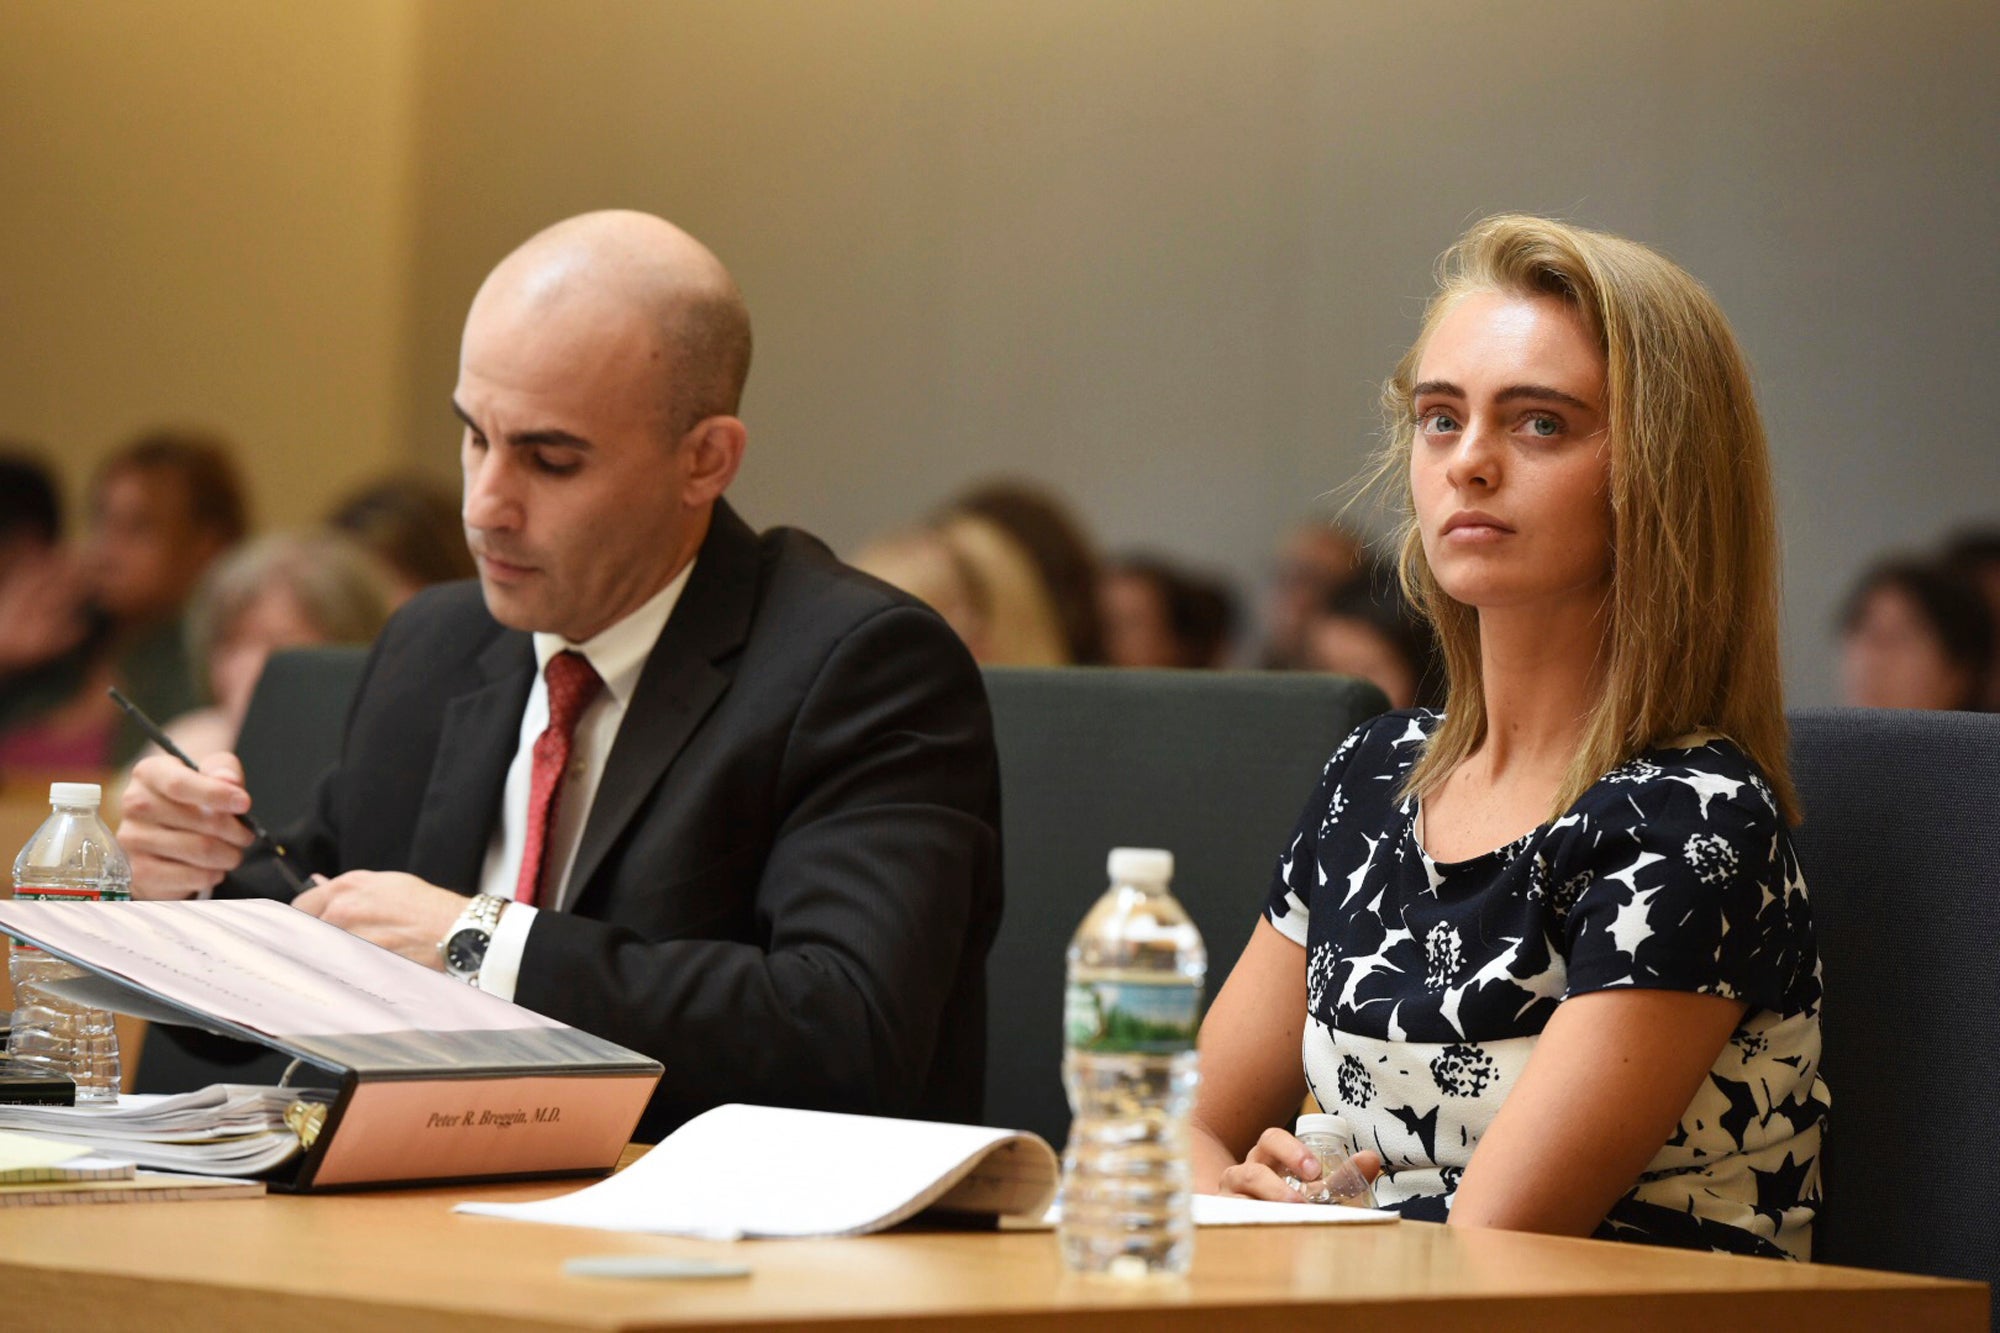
(1417, 409), (1460, 435)
(1525, 414), (1562, 438)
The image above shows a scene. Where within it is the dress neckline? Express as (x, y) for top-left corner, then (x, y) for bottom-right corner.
(1410, 798), (1544, 874)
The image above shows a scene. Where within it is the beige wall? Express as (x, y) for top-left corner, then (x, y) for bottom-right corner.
(0, 0), (420, 530)
(7, 2), (1996, 705)
(401, 0), (2000, 704)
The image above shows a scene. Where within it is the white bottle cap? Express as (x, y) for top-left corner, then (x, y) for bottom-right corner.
(1107, 847), (1174, 885)
(1296, 1113), (1354, 1141)
(49, 782), (103, 808)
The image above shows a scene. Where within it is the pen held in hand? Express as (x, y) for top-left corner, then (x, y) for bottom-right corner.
(107, 687), (309, 895)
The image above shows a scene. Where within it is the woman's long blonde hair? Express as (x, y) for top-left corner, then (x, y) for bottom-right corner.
(1372, 215), (1799, 824)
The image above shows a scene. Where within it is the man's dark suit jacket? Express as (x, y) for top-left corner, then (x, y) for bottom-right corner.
(224, 501), (1003, 1141)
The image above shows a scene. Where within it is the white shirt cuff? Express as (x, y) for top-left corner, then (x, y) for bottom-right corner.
(477, 899), (536, 1002)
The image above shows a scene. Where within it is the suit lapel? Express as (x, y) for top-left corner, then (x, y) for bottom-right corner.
(407, 628), (535, 891)
(566, 501), (760, 904)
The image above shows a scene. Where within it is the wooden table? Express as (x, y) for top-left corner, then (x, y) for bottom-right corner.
(0, 1166), (1983, 1333)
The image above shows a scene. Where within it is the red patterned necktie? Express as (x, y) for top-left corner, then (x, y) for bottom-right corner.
(513, 649), (604, 907)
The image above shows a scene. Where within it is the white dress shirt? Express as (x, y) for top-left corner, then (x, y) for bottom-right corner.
(472, 561), (693, 999)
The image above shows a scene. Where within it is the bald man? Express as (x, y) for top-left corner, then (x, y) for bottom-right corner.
(119, 212), (1002, 1138)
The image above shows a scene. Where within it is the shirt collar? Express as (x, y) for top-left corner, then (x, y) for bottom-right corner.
(531, 558), (695, 707)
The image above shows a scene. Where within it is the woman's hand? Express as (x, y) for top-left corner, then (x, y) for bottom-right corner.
(1217, 1126), (1383, 1202)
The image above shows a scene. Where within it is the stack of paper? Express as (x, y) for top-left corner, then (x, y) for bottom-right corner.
(0, 1084), (331, 1176)
(456, 1104), (1399, 1241)
(459, 1103), (1061, 1239)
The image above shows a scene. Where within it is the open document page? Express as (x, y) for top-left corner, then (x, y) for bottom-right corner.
(458, 1104), (1061, 1239)
(0, 899), (641, 1072)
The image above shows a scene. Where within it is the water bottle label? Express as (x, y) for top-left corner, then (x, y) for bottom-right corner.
(10, 885), (107, 953)
(1065, 979), (1200, 1054)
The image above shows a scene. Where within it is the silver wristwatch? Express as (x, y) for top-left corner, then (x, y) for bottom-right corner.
(439, 894), (508, 983)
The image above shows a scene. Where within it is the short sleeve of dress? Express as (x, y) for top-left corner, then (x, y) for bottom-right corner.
(1558, 747), (1812, 1014)
(1262, 718), (1375, 948)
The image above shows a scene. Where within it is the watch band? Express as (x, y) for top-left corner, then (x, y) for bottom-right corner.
(439, 894), (508, 983)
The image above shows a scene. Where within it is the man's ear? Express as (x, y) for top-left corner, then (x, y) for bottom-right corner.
(679, 416), (747, 508)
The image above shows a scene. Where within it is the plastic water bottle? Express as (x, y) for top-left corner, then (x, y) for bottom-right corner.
(1059, 847), (1206, 1277)
(7, 782), (131, 1102)
(1284, 1112), (1374, 1206)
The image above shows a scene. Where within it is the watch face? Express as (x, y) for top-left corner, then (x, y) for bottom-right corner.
(444, 927), (489, 976)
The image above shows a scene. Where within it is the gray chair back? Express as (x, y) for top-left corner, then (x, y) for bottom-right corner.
(1789, 707), (2000, 1318)
(982, 667), (1388, 1147)
(134, 646), (371, 1093)
(233, 645), (372, 833)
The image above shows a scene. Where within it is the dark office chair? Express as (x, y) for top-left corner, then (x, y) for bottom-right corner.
(133, 647), (371, 1093)
(981, 667), (1388, 1147)
(231, 645), (371, 833)
(1789, 707), (2000, 1321)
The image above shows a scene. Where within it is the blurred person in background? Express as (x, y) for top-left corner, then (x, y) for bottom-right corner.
(0, 449), (114, 769)
(850, 526), (993, 662)
(941, 480), (1105, 664)
(86, 430), (250, 761)
(931, 511), (1069, 664)
(128, 531), (397, 768)
(1837, 557), (1992, 712)
(1258, 519), (1364, 669)
(0, 449), (89, 689)
(1941, 526), (2000, 710)
(1099, 553), (1239, 669)
(327, 472), (477, 606)
(1301, 557), (1443, 710)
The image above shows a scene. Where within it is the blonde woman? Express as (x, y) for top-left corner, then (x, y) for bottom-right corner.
(1192, 216), (1826, 1259)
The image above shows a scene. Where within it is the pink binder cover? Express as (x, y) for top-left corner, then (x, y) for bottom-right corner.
(310, 1074), (657, 1187)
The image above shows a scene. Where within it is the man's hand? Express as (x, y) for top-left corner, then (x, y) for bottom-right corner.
(119, 753), (257, 899)
(291, 872), (467, 971)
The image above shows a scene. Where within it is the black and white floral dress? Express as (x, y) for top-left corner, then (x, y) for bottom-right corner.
(1264, 709), (1828, 1260)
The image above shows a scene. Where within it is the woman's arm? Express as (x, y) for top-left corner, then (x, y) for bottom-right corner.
(1190, 918), (1313, 1193)
(1447, 986), (1746, 1236)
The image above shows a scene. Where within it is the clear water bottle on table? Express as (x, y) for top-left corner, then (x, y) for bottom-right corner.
(1060, 846), (1206, 1278)
(7, 782), (132, 1102)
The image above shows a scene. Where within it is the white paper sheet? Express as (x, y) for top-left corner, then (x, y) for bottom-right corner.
(455, 1103), (1058, 1239)
(1025, 1194), (1395, 1229)
(1190, 1194), (1396, 1226)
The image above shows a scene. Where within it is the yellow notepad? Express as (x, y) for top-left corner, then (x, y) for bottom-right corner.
(0, 1130), (134, 1185)
(0, 1171), (265, 1207)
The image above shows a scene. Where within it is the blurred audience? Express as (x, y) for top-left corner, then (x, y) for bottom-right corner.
(0, 450), (88, 681)
(942, 480), (1105, 665)
(127, 532), (396, 768)
(1099, 554), (1239, 669)
(0, 450), (109, 770)
(1301, 558), (1443, 710)
(1259, 519), (1365, 669)
(850, 526), (994, 662)
(87, 430), (250, 760)
(327, 472), (475, 604)
(1942, 526), (2000, 709)
(931, 513), (1070, 664)
(1837, 556), (1992, 712)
